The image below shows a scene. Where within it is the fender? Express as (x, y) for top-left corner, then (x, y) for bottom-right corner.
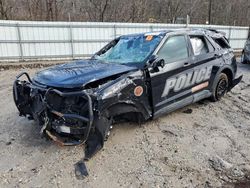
(95, 70), (152, 121)
(209, 65), (234, 93)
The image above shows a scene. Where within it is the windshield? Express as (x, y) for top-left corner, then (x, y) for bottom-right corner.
(94, 34), (163, 64)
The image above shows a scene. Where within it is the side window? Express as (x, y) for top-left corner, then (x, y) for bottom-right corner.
(190, 36), (212, 56)
(157, 35), (188, 63)
(213, 37), (230, 49)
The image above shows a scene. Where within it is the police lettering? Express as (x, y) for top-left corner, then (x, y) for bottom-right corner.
(161, 65), (213, 97)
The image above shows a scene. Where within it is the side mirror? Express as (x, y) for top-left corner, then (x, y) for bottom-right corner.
(152, 58), (165, 69)
(146, 55), (165, 70)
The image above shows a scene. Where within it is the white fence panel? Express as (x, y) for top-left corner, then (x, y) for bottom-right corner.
(0, 20), (248, 61)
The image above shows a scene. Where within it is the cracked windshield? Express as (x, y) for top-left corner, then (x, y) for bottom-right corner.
(95, 34), (163, 64)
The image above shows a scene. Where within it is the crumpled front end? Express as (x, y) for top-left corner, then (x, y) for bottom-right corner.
(13, 72), (93, 146)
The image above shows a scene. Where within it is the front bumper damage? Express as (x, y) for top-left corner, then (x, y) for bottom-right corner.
(13, 72), (94, 147)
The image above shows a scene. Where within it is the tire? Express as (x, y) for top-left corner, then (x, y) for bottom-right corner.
(211, 73), (229, 102)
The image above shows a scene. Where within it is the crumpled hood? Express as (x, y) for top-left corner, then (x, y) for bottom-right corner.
(33, 59), (137, 88)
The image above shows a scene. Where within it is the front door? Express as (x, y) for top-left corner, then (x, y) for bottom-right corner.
(149, 34), (193, 115)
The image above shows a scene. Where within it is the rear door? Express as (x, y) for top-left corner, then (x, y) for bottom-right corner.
(188, 34), (220, 96)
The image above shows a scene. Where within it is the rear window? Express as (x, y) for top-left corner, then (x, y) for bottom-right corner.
(213, 37), (230, 49)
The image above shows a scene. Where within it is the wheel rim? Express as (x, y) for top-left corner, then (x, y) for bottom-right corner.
(216, 79), (228, 98)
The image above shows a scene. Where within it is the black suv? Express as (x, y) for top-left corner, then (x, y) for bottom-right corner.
(242, 39), (250, 64)
(13, 29), (242, 159)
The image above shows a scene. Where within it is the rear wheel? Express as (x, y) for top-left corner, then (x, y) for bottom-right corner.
(211, 73), (229, 101)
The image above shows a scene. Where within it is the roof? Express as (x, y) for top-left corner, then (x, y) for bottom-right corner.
(120, 28), (225, 39)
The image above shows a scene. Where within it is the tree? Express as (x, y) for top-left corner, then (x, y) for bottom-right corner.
(80, 0), (111, 22)
(0, 0), (249, 26)
(0, 0), (15, 19)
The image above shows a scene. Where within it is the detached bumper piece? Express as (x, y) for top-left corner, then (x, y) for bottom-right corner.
(74, 161), (89, 180)
(229, 75), (243, 91)
(13, 72), (93, 146)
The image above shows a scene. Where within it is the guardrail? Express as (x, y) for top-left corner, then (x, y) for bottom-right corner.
(0, 20), (248, 61)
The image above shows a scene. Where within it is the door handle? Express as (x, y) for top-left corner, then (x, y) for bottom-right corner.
(183, 62), (190, 67)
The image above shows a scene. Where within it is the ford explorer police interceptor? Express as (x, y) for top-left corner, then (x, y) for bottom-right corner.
(13, 28), (242, 159)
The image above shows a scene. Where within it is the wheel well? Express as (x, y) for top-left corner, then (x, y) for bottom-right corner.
(113, 112), (145, 124)
(106, 103), (146, 123)
(221, 68), (233, 87)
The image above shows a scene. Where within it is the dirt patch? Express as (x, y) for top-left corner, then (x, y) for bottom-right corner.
(0, 62), (250, 187)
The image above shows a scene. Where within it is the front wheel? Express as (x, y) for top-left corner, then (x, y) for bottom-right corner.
(211, 73), (229, 101)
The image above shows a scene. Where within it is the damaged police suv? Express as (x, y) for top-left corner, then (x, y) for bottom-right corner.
(13, 29), (242, 159)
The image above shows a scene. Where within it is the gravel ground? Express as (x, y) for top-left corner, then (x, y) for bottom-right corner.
(0, 62), (250, 188)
